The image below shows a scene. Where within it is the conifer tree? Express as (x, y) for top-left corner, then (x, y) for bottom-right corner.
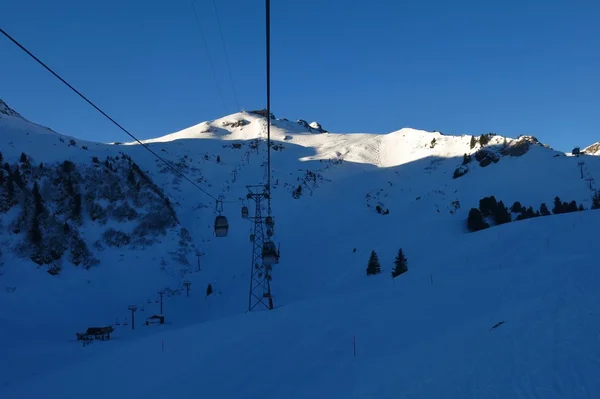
(467, 208), (489, 231)
(206, 283), (213, 296)
(539, 202), (551, 216)
(32, 181), (44, 216)
(592, 191), (600, 210)
(553, 196), (564, 214)
(366, 250), (382, 275)
(469, 136), (476, 149)
(391, 248), (408, 278)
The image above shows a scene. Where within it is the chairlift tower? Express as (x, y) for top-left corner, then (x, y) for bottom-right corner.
(246, 184), (274, 311)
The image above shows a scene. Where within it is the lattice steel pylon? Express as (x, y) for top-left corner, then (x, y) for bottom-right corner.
(247, 184), (274, 311)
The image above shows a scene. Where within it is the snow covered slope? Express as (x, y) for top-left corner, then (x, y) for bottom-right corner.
(1, 99), (600, 398)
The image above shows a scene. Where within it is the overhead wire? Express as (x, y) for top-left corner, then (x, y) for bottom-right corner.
(190, 0), (229, 115)
(265, 0), (272, 214)
(0, 26), (221, 203)
(211, 0), (241, 112)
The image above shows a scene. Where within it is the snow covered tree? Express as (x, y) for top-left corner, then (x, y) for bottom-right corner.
(366, 250), (381, 275)
(391, 248), (408, 278)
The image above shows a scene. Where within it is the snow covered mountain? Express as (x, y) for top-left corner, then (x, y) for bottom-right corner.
(1, 99), (600, 398)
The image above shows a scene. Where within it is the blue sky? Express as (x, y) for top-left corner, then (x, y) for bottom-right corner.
(1, 0), (599, 151)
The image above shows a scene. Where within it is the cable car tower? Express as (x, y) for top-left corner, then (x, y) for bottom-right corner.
(246, 0), (280, 311)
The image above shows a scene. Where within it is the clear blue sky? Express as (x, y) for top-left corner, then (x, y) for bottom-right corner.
(1, 0), (599, 151)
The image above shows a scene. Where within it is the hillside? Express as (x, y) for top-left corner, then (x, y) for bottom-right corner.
(1, 99), (600, 397)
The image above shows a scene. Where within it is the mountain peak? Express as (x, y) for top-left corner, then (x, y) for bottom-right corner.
(0, 99), (22, 118)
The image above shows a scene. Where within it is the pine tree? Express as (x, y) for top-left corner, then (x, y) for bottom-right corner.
(29, 217), (42, 246)
(467, 208), (490, 231)
(578, 204), (585, 211)
(32, 181), (44, 216)
(391, 248), (408, 278)
(366, 250), (382, 275)
(462, 153), (471, 165)
(592, 191), (600, 210)
(127, 168), (136, 186)
(567, 200), (578, 213)
(539, 202), (551, 216)
(510, 201), (523, 213)
(552, 196), (564, 214)
(493, 200), (511, 225)
(469, 136), (476, 149)
(206, 283), (213, 296)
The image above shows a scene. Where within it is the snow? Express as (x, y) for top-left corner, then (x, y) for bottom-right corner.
(1, 101), (600, 398)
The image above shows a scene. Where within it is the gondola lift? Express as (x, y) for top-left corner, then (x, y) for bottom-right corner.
(214, 197), (229, 237)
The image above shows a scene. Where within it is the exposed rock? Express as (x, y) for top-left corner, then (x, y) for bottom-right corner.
(0, 99), (22, 118)
(475, 149), (500, 167)
(309, 121), (328, 133)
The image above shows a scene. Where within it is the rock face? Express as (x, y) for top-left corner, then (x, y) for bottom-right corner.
(583, 142), (600, 155)
(475, 149), (500, 167)
(309, 121), (328, 133)
(0, 99), (22, 118)
(297, 119), (327, 133)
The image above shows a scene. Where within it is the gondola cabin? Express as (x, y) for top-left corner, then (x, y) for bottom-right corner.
(214, 215), (229, 237)
(262, 241), (279, 265)
(265, 216), (274, 228)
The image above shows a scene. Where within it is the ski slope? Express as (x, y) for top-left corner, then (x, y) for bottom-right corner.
(1, 101), (600, 398)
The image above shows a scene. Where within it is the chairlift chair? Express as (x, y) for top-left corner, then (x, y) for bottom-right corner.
(214, 215), (229, 237)
(262, 241), (279, 265)
(241, 206), (249, 219)
(250, 233), (255, 242)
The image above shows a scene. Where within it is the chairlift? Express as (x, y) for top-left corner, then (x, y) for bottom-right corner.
(241, 206), (249, 219)
(266, 228), (273, 237)
(262, 241), (279, 265)
(250, 233), (255, 242)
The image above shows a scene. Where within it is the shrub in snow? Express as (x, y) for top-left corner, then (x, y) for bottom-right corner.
(453, 165), (468, 179)
(102, 229), (131, 247)
(366, 250), (382, 275)
(391, 248), (408, 278)
(462, 154), (472, 165)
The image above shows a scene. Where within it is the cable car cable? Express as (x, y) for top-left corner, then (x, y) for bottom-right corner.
(211, 0), (240, 111)
(0, 26), (221, 203)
